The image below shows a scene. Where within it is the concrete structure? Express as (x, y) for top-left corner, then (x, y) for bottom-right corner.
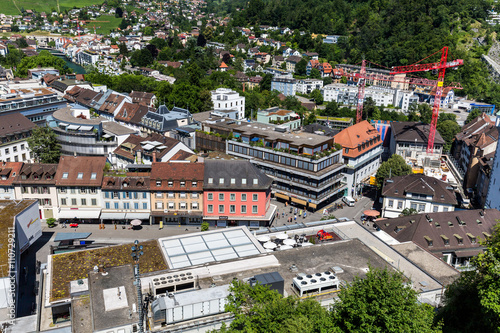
(211, 88), (245, 120)
(381, 174), (457, 218)
(271, 76), (297, 96)
(334, 121), (382, 198)
(0, 113), (36, 163)
(140, 105), (194, 135)
(296, 79), (323, 95)
(256, 107), (301, 131)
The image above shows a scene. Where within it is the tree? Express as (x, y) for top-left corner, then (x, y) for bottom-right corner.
(197, 33), (207, 47)
(48, 40), (56, 48)
(310, 89), (323, 105)
(418, 104), (433, 124)
(119, 43), (128, 56)
(400, 208), (418, 216)
(436, 120), (461, 153)
(465, 108), (482, 124)
(304, 111), (317, 126)
(115, 7), (123, 18)
(310, 68), (321, 79)
(27, 127), (61, 164)
(119, 19), (129, 31)
(16, 37), (28, 48)
(332, 266), (440, 333)
(260, 73), (273, 92)
(130, 49), (153, 67)
(376, 154), (412, 189)
(144, 26), (153, 36)
(201, 222), (209, 231)
(295, 58), (307, 76)
(323, 76), (333, 85)
(437, 224), (500, 332)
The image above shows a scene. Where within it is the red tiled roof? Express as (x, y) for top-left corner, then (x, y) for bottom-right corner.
(0, 162), (23, 186)
(334, 120), (381, 158)
(55, 156), (106, 186)
(150, 162), (204, 191)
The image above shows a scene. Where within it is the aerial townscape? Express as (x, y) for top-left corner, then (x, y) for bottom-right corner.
(1, 0), (500, 332)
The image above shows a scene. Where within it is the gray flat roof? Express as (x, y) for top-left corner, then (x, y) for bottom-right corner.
(54, 232), (92, 242)
(52, 106), (104, 125)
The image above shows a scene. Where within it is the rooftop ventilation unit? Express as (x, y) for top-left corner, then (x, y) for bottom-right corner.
(292, 271), (340, 297)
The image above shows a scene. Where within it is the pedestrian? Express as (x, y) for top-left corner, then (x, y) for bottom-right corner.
(294, 215), (297, 221)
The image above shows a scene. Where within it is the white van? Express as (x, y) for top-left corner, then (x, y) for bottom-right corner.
(342, 196), (355, 207)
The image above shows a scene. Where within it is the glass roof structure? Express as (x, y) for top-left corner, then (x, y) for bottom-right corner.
(159, 227), (264, 269)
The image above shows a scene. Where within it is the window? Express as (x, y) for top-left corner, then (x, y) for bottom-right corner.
(231, 178), (236, 184)
(105, 191), (109, 198)
(443, 207), (449, 212)
(124, 202), (130, 209)
(77, 172), (83, 179)
(219, 178), (224, 184)
(168, 192), (175, 198)
(253, 178), (258, 185)
(241, 205), (247, 214)
(192, 181), (197, 187)
(62, 172), (68, 179)
(253, 194), (258, 201)
(241, 193), (247, 201)
(388, 200), (393, 208)
(156, 202), (163, 209)
(143, 203), (148, 209)
(180, 181), (185, 187)
(180, 202), (187, 209)
(230, 205), (236, 213)
(433, 206), (439, 212)
(90, 172), (97, 180)
(208, 178), (213, 184)
(179, 192), (186, 198)
(20, 144), (24, 150)
(218, 205), (224, 213)
(5, 148), (8, 154)
(252, 205), (258, 214)
(207, 204), (213, 213)
(192, 193), (198, 199)
(61, 198), (67, 206)
(397, 201), (403, 209)
(156, 180), (162, 187)
(207, 193), (213, 201)
(105, 202), (110, 209)
(168, 181), (173, 187)
(168, 202), (175, 209)
(156, 192), (162, 198)
(114, 202), (119, 209)
(192, 202), (199, 210)
(91, 199), (97, 206)
(242, 178), (247, 185)
(410, 202), (417, 210)
(71, 198), (77, 206)
(418, 204), (425, 212)
(143, 192), (147, 199)
(219, 193), (224, 201)
(230, 193), (236, 201)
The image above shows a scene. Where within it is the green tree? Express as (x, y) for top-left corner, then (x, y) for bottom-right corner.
(436, 120), (461, 153)
(295, 58), (308, 76)
(48, 40), (56, 48)
(201, 222), (209, 231)
(332, 266), (440, 333)
(323, 76), (333, 85)
(376, 154), (412, 189)
(465, 108), (482, 124)
(400, 208), (418, 216)
(310, 68), (321, 79)
(119, 43), (128, 56)
(144, 26), (153, 36)
(418, 104), (433, 124)
(260, 73), (273, 92)
(437, 224), (500, 332)
(304, 111), (317, 126)
(27, 127), (61, 164)
(310, 89), (323, 105)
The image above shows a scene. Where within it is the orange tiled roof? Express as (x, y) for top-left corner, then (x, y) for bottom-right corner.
(333, 120), (381, 158)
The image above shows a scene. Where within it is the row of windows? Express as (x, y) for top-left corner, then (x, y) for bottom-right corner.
(1, 153), (29, 162)
(61, 198), (98, 206)
(156, 180), (198, 187)
(154, 192), (198, 199)
(105, 202), (148, 210)
(387, 199), (449, 213)
(154, 202), (199, 210)
(0, 144), (26, 156)
(104, 191), (148, 199)
(22, 186), (50, 194)
(59, 187), (98, 194)
(207, 193), (258, 201)
(207, 204), (258, 214)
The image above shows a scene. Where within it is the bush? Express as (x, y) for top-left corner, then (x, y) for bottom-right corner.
(47, 218), (56, 228)
(201, 222), (209, 231)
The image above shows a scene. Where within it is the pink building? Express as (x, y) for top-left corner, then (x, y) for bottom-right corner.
(203, 160), (275, 228)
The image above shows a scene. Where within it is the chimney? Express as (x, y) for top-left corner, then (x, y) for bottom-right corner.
(152, 151), (157, 162)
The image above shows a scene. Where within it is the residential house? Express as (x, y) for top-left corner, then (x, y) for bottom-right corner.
(140, 105), (194, 135)
(0, 161), (23, 200)
(256, 107), (301, 131)
(0, 113), (36, 163)
(150, 162), (204, 225)
(296, 79), (323, 95)
(285, 56), (302, 73)
(377, 209), (500, 268)
(211, 88), (246, 120)
(114, 102), (153, 132)
(55, 156), (106, 223)
(203, 160), (275, 228)
(334, 121), (383, 198)
(101, 176), (151, 224)
(14, 163), (58, 219)
(390, 122), (445, 167)
(306, 60), (319, 76)
(129, 91), (156, 107)
(271, 75), (297, 96)
(381, 174), (457, 218)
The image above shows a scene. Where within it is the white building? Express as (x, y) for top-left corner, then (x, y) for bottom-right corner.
(296, 79), (323, 95)
(485, 117), (500, 210)
(0, 113), (36, 163)
(381, 174), (457, 218)
(211, 88), (246, 120)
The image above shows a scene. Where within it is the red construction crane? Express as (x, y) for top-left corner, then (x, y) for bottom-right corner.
(390, 47), (463, 153)
(355, 59), (367, 123)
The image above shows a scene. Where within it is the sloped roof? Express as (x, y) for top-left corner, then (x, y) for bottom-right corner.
(55, 156), (106, 186)
(203, 160), (272, 190)
(101, 176), (150, 190)
(14, 163), (57, 185)
(0, 162), (23, 187)
(150, 162), (204, 188)
(333, 120), (381, 158)
(0, 113), (36, 137)
(391, 121), (445, 145)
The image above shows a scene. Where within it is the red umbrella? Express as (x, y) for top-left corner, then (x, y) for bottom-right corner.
(363, 210), (380, 217)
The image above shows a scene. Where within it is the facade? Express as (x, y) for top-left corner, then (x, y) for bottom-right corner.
(101, 176), (151, 224)
(381, 174), (457, 218)
(55, 156), (106, 222)
(389, 122), (445, 167)
(129, 91), (156, 107)
(333, 121), (383, 198)
(203, 160), (275, 228)
(0, 113), (36, 163)
(225, 122), (346, 210)
(271, 76), (297, 96)
(140, 105), (194, 135)
(77, 50), (99, 66)
(14, 163), (58, 220)
(256, 107), (301, 131)
(211, 88), (245, 120)
(296, 79), (323, 95)
(150, 162), (204, 225)
(0, 161), (23, 200)
(377, 209), (500, 268)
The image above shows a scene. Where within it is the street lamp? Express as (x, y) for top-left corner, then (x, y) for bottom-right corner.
(131, 240), (144, 333)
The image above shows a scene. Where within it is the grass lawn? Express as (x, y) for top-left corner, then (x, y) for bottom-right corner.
(7, 0), (104, 15)
(50, 240), (167, 302)
(81, 15), (122, 35)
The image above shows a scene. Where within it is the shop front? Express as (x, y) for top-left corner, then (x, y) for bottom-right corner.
(58, 208), (101, 224)
(151, 211), (203, 225)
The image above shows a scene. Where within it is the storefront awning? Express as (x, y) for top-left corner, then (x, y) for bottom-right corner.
(275, 193), (289, 200)
(79, 125), (93, 131)
(291, 197), (307, 206)
(125, 212), (150, 220)
(58, 209), (101, 219)
(308, 202), (317, 209)
(66, 125), (80, 130)
(100, 212), (126, 220)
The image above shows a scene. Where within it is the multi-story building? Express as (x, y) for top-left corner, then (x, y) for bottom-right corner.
(334, 121), (382, 198)
(0, 161), (23, 200)
(77, 50), (99, 66)
(256, 107), (301, 131)
(271, 76), (297, 96)
(285, 56), (302, 73)
(211, 88), (245, 120)
(55, 156), (106, 223)
(381, 174), (457, 218)
(389, 121), (445, 167)
(150, 162), (204, 225)
(14, 163), (58, 219)
(225, 122), (346, 210)
(101, 175), (151, 224)
(0, 113), (36, 163)
(0, 83), (66, 125)
(296, 79), (323, 94)
(140, 105), (195, 135)
(203, 160), (275, 228)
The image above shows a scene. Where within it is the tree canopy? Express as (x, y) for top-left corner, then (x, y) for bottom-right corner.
(376, 154), (413, 189)
(15, 50), (71, 77)
(27, 127), (61, 164)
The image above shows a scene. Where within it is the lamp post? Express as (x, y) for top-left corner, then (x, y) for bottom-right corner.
(131, 240), (144, 333)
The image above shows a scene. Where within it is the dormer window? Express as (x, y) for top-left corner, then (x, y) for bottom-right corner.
(33, 174), (39, 180)
(440, 235), (450, 245)
(62, 172), (68, 179)
(21, 174), (27, 180)
(91, 172), (97, 180)
(156, 180), (162, 187)
(230, 178), (236, 184)
(467, 233), (476, 244)
(77, 172), (83, 179)
(253, 178), (258, 185)
(46, 175), (52, 180)
(180, 181), (185, 187)
(424, 236), (433, 247)
(192, 181), (197, 187)
(208, 178), (213, 184)
(168, 181), (173, 187)
(123, 182), (128, 187)
(242, 178), (247, 185)
(219, 178), (224, 184)
(454, 234), (463, 245)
